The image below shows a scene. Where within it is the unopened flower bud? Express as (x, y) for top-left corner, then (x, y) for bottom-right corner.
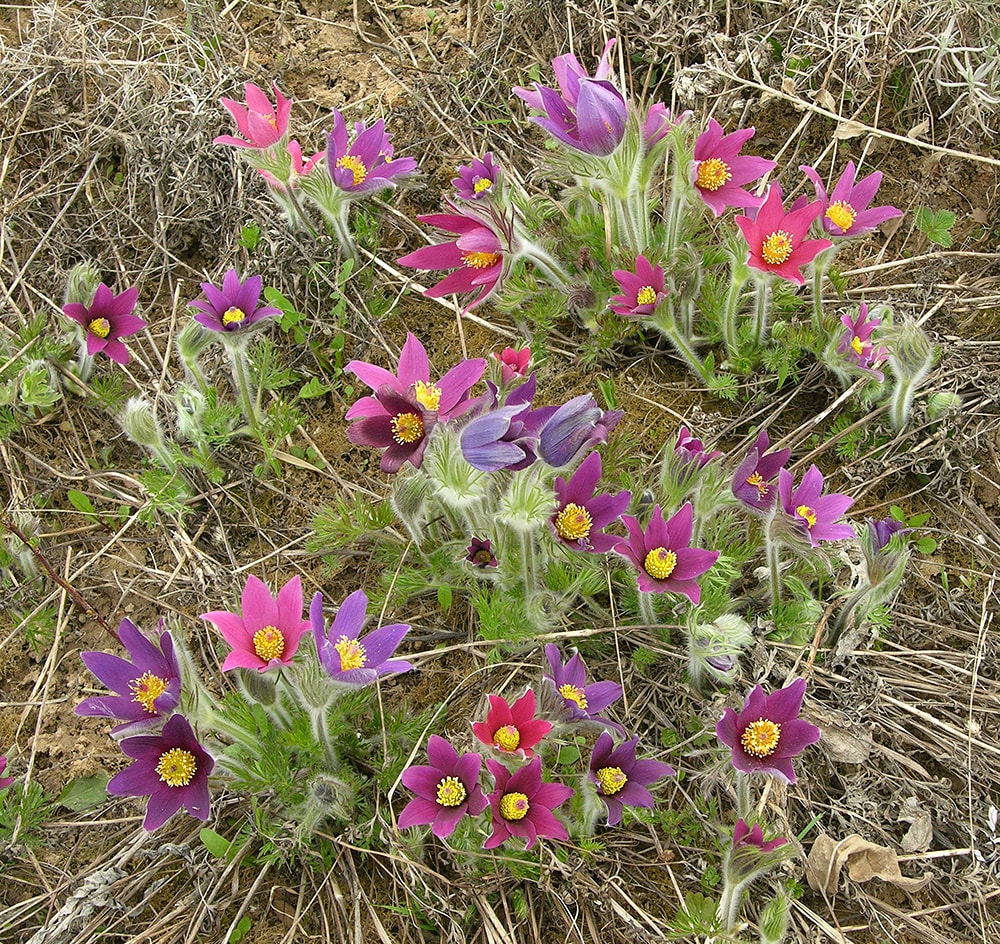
(926, 391), (962, 420)
(758, 894), (790, 944)
(64, 262), (102, 306)
(120, 398), (163, 449)
(888, 320), (935, 382)
(175, 386), (206, 443)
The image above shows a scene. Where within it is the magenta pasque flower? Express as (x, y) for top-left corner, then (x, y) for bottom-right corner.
(63, 283), (145, 365)
(735, 184), (833, 285)
(614, 502), (720, 602)
(326, 109), (418, 193)
(837, 302), (888, 380)
(187, 269), (281, 334)
(643, 103), (691, 149)
(589, 732), (675, 826)
(778, 464), (855, 546)
(0, 756), (15, 790)
(466, 537), (498, 568)
(398, 735), (489, 838)
(76, 617), (181, 733)
(214, 82), (291, 150)
(609, 255), (668, 317)
(731, 429), (791, 512)
(675, 426), (723, 469)
(202, 575), (309, 673)
(107, 713), (214, 831)
(715, 677), (821, 784)
(472, 689), (552, 759)
(346, 385), (436, 473)
(543, 644), (623, 732)
(800, 161), (903, 236)
(483, 756), (573, 849)
(551, 450), (631, 553)
(492, 346), (531, 385)
(310, 589), (412, 686)
(692, 119), (777, 216)
(733, 817), (788, 854)
(453, 152), (500, 201)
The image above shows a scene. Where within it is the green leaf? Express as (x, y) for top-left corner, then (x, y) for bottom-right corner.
(228, 916), (252, 943)
(200, 827), (231, 859)
(298, 377), (329, 399)
(57, 774), (108, 811)
(908, 512), (930, 528)
(889, 505), (905, 522)
(437, 584), (452, 613)
(915, 536), (937, 554)
(556, 744), (581, 766)
(67, 490), (96, 516)
(914, 206), (955, 247)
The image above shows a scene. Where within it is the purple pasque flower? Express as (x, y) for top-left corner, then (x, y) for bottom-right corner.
(733, 817), (788, 853)
(675, 427), (723, 470)
(0, 756), (15, 790)
(188, 269), (282, 334)
(214, 82), (291, 150)
(310, 589), (412, 686)
(466, 537), (498, 568)
(715, 677), (821, 784)
(483, 755), (573, 849)
(516, 39), (617, 112)
(609, 255), (668, 317)
(76, 617), (181, 734)
(538, 394), (622, 468)
(643, 103), (691, 149)
(492, 346), (531, 386)
(589, 731), (675, 826)
(346, 333), (485, 422)
(398, 735), (489, 838)
(460, 375), (548, 471)
(778, 465), (855, 547)
(866, 516), (910, 552)
(614, 503), (720, 602)
(326, 109), (418, 194)
(731, 429), (791, 512)
(735, 184), (833, 285)
(201, 575), (309, 673)
(453, 152), (501, 201)
(346, 385), (436, 473)
(551, 450), (631, 553)
(472, 689), (552, 759)
(63, 283), (145, 365)
(800, 161), (903, 236)
(837, 302), (888, 380)
(543, 644), (623, 732)
(692, 119), (777, 216)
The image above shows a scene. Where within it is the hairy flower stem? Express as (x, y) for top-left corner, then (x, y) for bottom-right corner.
(517, 240), (571, 291)
(717, 876), (751, 932)
(518, 530), (541, 603)
(311, 708), (339, 770)
(225, 339), (262, 435)
(638, 592), (659, 629)
(735, 771), (752, 821)
(721, 264), (748, 356)
(752, 279), (773, 346)
(810, 250), (834, 332)
(662, 151), (690, 258)
(651, 314), (715, 384)
(888, 375), (919, 431)
(831, 583), (874, 640)
(764, 524), (783, 610)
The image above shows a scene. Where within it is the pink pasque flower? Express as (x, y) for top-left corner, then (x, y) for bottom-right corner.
(0, 756), (15, 790)
(492, 346), (531, 385)
(202, 575), (310, 672)
(609, 255), (668, 317)
(692, 119), (777, 216)
(214, 82), (292, 150)
(643, 103), (691, 149)
(551, 450), (631, 553)
(778, 465), (855, 547)
(483, 756), (574, 849)
(837, 302), (887, 380)
(800, 161), (903, 237)
(62, 283), (145, 365)
(472, 689), (552, 759)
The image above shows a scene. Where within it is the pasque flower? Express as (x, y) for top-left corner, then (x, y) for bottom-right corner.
(310, 589), (412, 686)
(63, 283), (145, 365)
(493, 346), (531, 385)
(483, 756), (574, 849)
(466, 537), (499, 568)
(107, 714), (214, 831)
(550, 450), (631, 553)
(675, 427), (723, 470)
(460, 378), (547, 471)
(453, 152), (501, 201)
(800, 161), (902, 236)
(692, 119), (777, 216)
(643, 103), (691, 149)
(715, 677), (820, 784)
(472, 689), (552, 758)
(214, 82), (291, 150)
(543, 644), (623, 732)
(76, 617), (181, 733)
(735, 184), (833, 284)
(837, 302), (887, 380)
(731, 430), (791, 512)
(609, 255), (668, 317)
(538, 394), (622, 468)
(778, 465), (855, 547)
(614, 503), (720, 602)
(326, 109), (419, 194)
(346, 385), (436, 473)
(588, 732), (675, 826)
(398, 735), (489, 838)
(0, 756), (15, 790)
(202, 575), (309, 673)
(188, 269), (281, 334)
(733, 817), (788, 854)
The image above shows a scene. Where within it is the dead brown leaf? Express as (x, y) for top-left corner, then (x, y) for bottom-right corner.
(806, 834), (932, 896)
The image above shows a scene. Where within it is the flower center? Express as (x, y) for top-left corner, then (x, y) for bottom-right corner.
(435, 775), (467, 807)
(795, 504), (818, 529)
(462, 250), (501, 270)
(130, 672), (168, 713)
(88, 317), (112, 338)
(493, 724), (521, 752)
(636, 285), (658, 306)
(472, 176), (493, 194)
(558, 683), (588, 710)
(825, 200), (856, 232)
(156, 747), (197, 787)
(850, 335), (864, 357)
(391, 411), (424, 445)
(252, 625), (285, 662)
(222, 306), (247, 326)
(696, 157), (732, 191)
(740, 719), (782, 758)
(499, 791), (530, 821)
(336, 154), (368, 187)
(554, 503), (593, 541)
(596, 765), (628, 796)
(643, 547), (677, 580)
(413, 380), (442, 411)
(761, 230), (794, 265)
(472, 547), (495, 566)
(746, 471), (770, 497)
(334, 635), (367, 671)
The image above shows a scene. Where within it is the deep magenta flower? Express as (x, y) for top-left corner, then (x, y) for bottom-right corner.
(310, 589), (412, 686)
(346, 333), (485, 422)
(63, 283), (145, 365)
(588, 732), (674, 826)
(483, 756), (573, 849)
(692, 119), (777, 216)
(0, 756), (15, 790)
(472, 689), (552, 759)
(609, 255), (668, 317)
(543, 644), (623, 732)
(466, 537), (499, 568)
(778, 465), (855, 547)
(492, 346), (531, 385)
(188, 269), (281, 334)
(614, 503), (720, 602)
(107, 714), (214, 831)
(214, 82), (291, 150)
(453, 152), (500, 201)
(202, 575), (309, 673)
(733, 817), (788, 854)
(346, 385), (436, 473)
(736, 184), (833, 284)
(538, 394), (622, 468)
(837, 302), (888, 380)
(398, 735), (489, 838)
(326, 109), (418, 194)
(731, 430), (791, 512)
(675, 427), (723, 469)
(551, 450), (631, 553)
(715, 677), (821, 784)
(800, 161), (903, 236)
(76, 617), (181, 733)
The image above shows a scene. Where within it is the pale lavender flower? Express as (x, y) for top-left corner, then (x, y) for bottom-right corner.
(326, 109), (418, 193)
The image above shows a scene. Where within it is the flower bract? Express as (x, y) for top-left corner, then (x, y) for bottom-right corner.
(777, 465), (855, 547)
(472, 689), (552, 759)
(187, 269), (282, 334)
(483, 756), (574, 849)
(588, 731), (675, 826)
(63, 283), (145, 365)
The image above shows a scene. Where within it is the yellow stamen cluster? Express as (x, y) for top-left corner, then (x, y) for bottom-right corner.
(130, 672), (169, 714)
(156, 748), (197, 787)
(493, 724), (521, 752)
(636, 286), (658, 306)
(334, 635), (367, 671)
(760, 230), (794, 265)
(88, 317), (112, 339)
(391, 411), (424, 445)
(746, 471), (770, 497)
(695, 157), (732, 192)
(462, 251), (500, 270)
(473, 177), (493, 194)
(336, 154), (368, 187)
(643, 547), (677, 580)
(414, 380), (442, 412)
(795, 504), (818, 529)
(222, 306), (247, 326)
(253, 626), (285, 662)
(825, 200), (856, 232)
(596, 765), (627, 796)
(554, 503), (593, 542)
(558, 683), (588, 710)
(435, 776), (467, 807)
(499, 791), (530, 821)
(740, 719), (782, 758)
(850, 336), (864, 357)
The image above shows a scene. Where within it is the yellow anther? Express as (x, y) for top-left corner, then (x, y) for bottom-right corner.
(334, 636), (367, 671)
(499, 791), (530, 820)
(643, 547), (677, 580)
(554, 503), (593, 542)
(558, 683), (588, 710)
(252, 626), (285, 662)
(88, 318), (111, 338)
(760, 231), (793, 265)
(740, 719), (781, 758)
(130, 672), (168, 714)
(435, 776), (467, 807)
(222, 307), (246, 325)
(156, 748), (197, 787)
(493, 724), (521, 752)
(462, 251), (500, 269)
(391, 412), (424, 445)
(414, 380), (442, 412)
(596, 765), (627, 795)
(795, 504), (817, 529)
(336, 155), (368, 187)
(825, 200), (856, 232)
(696, 157), (732, 192)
